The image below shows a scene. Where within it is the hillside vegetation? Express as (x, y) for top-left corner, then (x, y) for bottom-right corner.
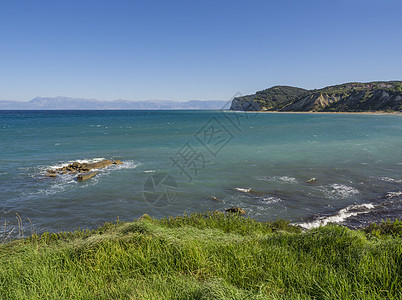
(0, 212), (401, 299)
(231, 81), (402, 112)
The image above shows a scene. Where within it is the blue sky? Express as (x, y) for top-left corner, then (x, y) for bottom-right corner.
(1, 0), (401, 101)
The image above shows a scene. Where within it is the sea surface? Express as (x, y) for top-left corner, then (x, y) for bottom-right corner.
(0, 110), (401, 238)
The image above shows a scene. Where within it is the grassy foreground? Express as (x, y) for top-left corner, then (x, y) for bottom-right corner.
(0, 212), (401, 299)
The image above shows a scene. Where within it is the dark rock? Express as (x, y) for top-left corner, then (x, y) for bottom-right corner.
(46, 159), (121, 179)
(225, 207), (246, 215)
(306, 178), (317, 184)
(72, 162), (82, 168)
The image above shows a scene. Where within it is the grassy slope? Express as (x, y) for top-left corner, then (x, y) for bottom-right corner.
(0, 212), (401, 299)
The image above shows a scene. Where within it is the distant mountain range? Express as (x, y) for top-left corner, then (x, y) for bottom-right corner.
(230, 81), (402, 112)
(0, 97), (229, 110)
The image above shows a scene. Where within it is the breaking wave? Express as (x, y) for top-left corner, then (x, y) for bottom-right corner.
(385, 191), (402, 199)
(41, 158), (106, 172)
(259, 196), (282, 204)
(380, 177), (402, 183)
(315, 184), (360, 199)
(329, 184), (360, 198)
(233, 187), (251, 193)
(297, 203), (375, 229)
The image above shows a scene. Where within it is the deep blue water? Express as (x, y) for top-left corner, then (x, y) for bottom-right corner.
(0, 110), (401, 237)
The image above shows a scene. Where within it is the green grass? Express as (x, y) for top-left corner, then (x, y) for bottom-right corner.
(0, 212), (401, 299)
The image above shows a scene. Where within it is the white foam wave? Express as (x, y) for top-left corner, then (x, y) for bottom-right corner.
(380, 177), (402, 183)
(278, 176), (298, 183)
(144, 170), (155, 173)
(35, 181), (77, 196)
(385, 191), (402, 199)
(234, 187), (251, 193)
(42, 157), (106, 171)
(256, 176), (298, 184)
(107, 160), (140, 171)
(329, 184), (359, 198)
(260, 196), (282, 204)
(297, 203), (375, 229)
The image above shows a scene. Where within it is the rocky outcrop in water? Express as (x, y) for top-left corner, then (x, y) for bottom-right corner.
(225, 207), (246, 214)
(46, 159), (123, 181)
(230, 81), (402, 112)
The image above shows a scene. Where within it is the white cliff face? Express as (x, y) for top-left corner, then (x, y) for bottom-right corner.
(281, 89), (402, 112)
(282, 94), (342, 111)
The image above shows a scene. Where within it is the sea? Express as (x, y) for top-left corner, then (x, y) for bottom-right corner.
(0, 110), (401, 238)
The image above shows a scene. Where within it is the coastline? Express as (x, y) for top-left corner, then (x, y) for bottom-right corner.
(236, 110), (402, 115)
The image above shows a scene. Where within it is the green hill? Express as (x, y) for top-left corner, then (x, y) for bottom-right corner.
(231, 81), (402, 112)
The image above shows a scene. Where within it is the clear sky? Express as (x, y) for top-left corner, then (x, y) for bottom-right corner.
(1, 0), (401, 101)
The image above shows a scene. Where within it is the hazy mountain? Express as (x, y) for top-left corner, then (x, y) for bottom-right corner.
(0, 97), (229, 110)
(230, 81), (402, 112)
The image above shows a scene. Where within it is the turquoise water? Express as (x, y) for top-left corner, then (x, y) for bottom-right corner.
(0, 110), (401, 237)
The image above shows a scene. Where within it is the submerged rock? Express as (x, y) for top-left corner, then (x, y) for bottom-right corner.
(225, 207), (246, 215)
(113, 160), (123, 165)
(306, 178), (317, 184)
